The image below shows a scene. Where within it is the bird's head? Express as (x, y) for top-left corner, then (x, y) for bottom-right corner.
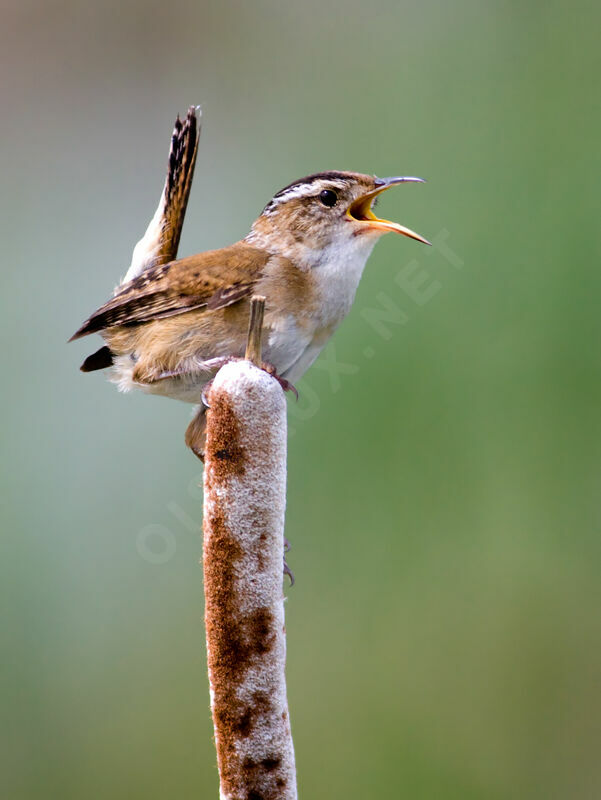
(247, 171), (430, 262)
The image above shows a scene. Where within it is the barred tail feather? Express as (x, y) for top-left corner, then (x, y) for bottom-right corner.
(122, 105), (201, 285)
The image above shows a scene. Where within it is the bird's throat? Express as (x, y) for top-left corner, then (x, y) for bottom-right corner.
(246, 220), (380, 325)
(302, 235), (378, 325)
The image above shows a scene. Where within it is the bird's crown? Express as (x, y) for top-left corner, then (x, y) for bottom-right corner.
(246, 171), (429, 257)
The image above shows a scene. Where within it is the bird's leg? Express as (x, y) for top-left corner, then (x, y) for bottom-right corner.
(174, 357), (296, 464)
(135, 355), (234, 385)
(183, 356), (240, 460)
(283, 537), (294, 585)
(260, 362), (299, 399)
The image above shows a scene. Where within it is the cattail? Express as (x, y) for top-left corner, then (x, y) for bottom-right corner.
(197, 297), (297, 800)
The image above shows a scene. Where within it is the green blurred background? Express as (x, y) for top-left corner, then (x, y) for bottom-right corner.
(2, 1), (601, 797)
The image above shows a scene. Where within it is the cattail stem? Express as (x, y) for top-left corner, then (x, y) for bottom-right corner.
(245, 295), (266, 365)
(199, 305), (297, 799)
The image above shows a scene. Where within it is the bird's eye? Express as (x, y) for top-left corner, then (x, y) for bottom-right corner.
(319, 189), (338, 207)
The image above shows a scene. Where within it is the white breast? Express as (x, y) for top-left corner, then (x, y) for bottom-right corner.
(270, 233), (379, 382)
(263, 314), (313, 376)
(306, 233), (377, 327)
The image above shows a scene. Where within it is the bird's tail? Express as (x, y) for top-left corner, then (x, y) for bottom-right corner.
(75, 107), (201, 370)
(121, 105), (201, 285)
(80, 345), (114, 372)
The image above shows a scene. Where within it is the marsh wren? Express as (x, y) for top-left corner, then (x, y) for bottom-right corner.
(71, 108), (430, 458)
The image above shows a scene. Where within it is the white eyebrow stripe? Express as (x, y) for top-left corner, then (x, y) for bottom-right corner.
(264, 179), (348, 213)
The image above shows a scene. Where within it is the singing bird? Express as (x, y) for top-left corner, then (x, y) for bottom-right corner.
(71, 108), (430, 459)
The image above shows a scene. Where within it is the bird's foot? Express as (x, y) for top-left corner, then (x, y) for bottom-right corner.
(284, 559), (295, 586)
(261, 363), (299, 399)
(200, 356), (239, 407)
(201, 379), (214, 409)
(283, 537), (294, 585)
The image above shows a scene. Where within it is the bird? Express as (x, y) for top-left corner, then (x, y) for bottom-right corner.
(71, 108), (430, 460)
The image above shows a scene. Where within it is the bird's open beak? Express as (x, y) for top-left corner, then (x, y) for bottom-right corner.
(347, 176), (431, 245)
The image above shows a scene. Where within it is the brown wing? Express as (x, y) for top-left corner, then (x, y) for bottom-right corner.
(70, 242), (268, 340)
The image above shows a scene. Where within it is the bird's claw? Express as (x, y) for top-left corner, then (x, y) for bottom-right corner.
(200, 356), (240, 407)
(284, 558), (295, 586)
(201, 379), (214, 409)
(261, 363), (299, 400)
(283, 537), (294, 584)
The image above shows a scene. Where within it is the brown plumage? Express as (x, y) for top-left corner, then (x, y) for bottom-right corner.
(94, 250), (315, 384)
(71, 108), (430, 461)
(70, 243), (269, 340)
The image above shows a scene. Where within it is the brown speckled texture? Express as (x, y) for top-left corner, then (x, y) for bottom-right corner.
(202, 361), (296, 800)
